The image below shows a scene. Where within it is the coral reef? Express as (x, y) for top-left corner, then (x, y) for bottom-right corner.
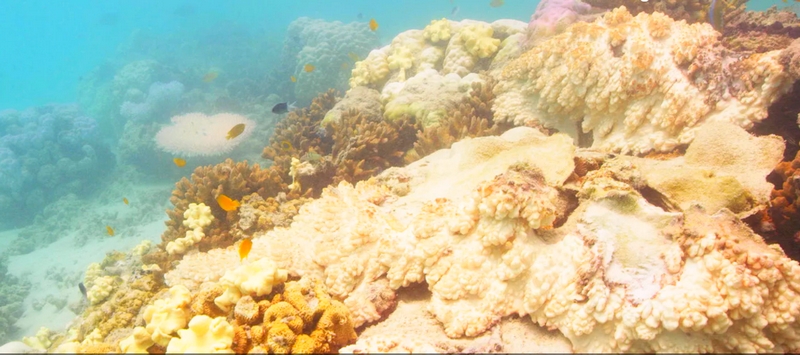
(0, 255), (31, 344)
(167, 123), (800, 352)
(406, 75), (511, 163)
(494, 6), (798, 154)
(0, 104), (114, 228)
(154, 158), (291, 270)
(281, 17), (380, 105)
(722, 5), (800, 53)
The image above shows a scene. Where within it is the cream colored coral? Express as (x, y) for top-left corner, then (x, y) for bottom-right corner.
(166, 202), (214, 255)
(494, 6), (797, 155)
(423, 18), (452, 44)
(350, 48), (390, 88)
(21, 327), (52, 350)
(87, 275), (115, 305)
(460, 23), (500, 58)
(131, 240), (152, 257)
(119, 327), (154, 354)
(213, 257), (288, 312)
(165, 315), (234, 353)
(83, 262), (103, 289)
(143, 285), (193, 347)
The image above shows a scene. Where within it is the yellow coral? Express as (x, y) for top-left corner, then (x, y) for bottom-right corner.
(119, 327), (153, 354)
(423, 18), (452, 44)
(131, 240), (152, 256)
(460, 23), (500, 59)
(350, 49), (390, 88)
(214, 257), (288, 312)
(87, 275), (115, 305)
(166, 315), (235, 353)
(83, 262), (103, 289)
(166, 202), (214, 255)
(143, 285), (193, 347)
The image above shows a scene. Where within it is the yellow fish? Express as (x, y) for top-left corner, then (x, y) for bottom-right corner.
(341, 62), (350, 70)
(123, 197), (129, 205)
(106, 226), (115, 236)
(489, 0), (504, 7)
(290, 75), (297, 83)
(173, 157), (187, 167)
(217, 194), (240, 212)
(226, 123), (245, 140)
(238, 238), (252, 261)
(203, 71), (219, 83)
(304, 64), (315, 73)
(347, 52), (360, 62)
(369, 18), (379, 31)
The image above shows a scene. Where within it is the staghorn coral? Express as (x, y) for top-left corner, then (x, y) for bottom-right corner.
(494, 6), (798, 155)
(154, 158), (291, 271)
(328, 108), (418, 186)
(407, 75), (510, 163)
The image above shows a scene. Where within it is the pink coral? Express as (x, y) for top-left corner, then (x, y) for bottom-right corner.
(524, 0), (597, 48)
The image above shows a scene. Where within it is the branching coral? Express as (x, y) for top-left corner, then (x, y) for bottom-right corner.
(494, 6), (798, 155)
(406, 75), (511, 163)
(722, 5), (800, 53)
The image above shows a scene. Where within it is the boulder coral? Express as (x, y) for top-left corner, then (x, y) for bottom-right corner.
(494, 6), (799, 155)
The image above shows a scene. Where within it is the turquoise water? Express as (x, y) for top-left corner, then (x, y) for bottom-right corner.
(0, 0), (540, 110)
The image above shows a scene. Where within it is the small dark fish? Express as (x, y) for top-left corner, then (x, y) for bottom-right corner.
(272, 102), (296, 114)
(78, 282), (87, 299)
(452, 6), (460, 16)
(357, 12), (363, 19)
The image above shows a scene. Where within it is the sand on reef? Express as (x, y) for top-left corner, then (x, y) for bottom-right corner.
(1, 183), (173, 341)
(352, 283), (574, 353)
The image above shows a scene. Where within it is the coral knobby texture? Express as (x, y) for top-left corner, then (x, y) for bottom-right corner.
(167, 123), (800, 353)
(494, 6), (798, 155)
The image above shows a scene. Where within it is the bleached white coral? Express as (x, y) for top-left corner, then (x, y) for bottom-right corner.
(154, 113), (255, 157)
(494, 7), (797, 154)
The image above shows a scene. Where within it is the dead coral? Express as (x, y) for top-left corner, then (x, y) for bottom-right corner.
(406, 76), (510, 163)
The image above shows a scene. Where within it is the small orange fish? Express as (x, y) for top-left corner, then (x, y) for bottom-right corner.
(217, 194), (240, 212)
(290, 75), (297, 83)
(123, 197), (129, 205)
(238, 238), (252, 261)
(369, 18), (378, 31)
(203, 71), (219, 83)
(489, 0), (504, 7)
(341, 62), (350, 70)
(106, 225), (115, 236)
(304, 64), (315, 73)
(226, 123), (246, 140)
(347, 52), (360, 62)
(173, 157), (186, 167)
